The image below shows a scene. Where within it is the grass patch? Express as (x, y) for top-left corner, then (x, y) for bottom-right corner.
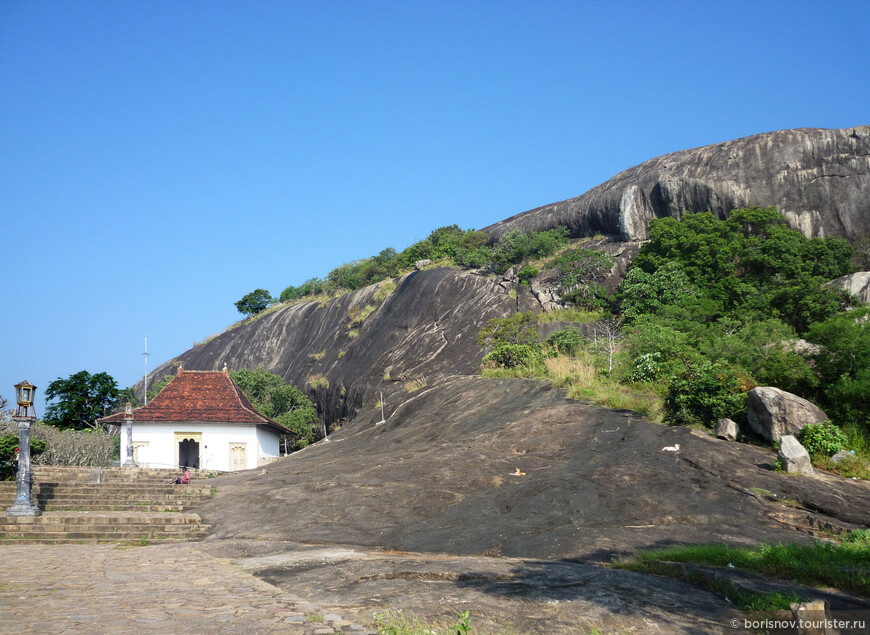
(348, 303), (376, 326)
(818, 454), (870, 480)
(614, 534), (870, 598)
(508, 288), (517, 299)
(307, 613), (324, 623)
(338, 350), (346, 359)
(404, 376), (427, 393)
(374, 609), (501, 635)
(309, 350), (326, 361)
(482, 352), (664, 422)
(537, 308), (605, 324)
(374, 280), (397, 302)
(348, 328), (359, 339)
(308, 374), (329, 391)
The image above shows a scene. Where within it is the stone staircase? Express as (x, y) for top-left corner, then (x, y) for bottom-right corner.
(0, 466), (214, 544)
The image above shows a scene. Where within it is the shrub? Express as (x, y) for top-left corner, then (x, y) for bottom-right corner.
(30, 423), (115, 467)
(517, 265), (539, 285)
(546, 326), (585, 356)
(482, 344), (542, 369)
(664, 360), (749, 428)
(799, 422), (848, 459)
(307, 374), (329, 391)
(477, 312), (538, 347)
(0, 432), (47, 480)
(629, 352), (664, 383)
(549, 247), (615, 309)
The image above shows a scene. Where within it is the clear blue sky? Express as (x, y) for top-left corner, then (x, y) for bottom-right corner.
(1, 0), (868, 412)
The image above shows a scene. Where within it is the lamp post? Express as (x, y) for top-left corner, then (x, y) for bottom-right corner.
(7, 381), (41, 517)
(121, 402), (137, 468)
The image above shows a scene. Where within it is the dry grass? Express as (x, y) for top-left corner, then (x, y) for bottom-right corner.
(374, 280), (397, 302)
(307, 374), (329, 391)
(404, 376), (427, 393)
(309, 350), (326, 361)
(348, 303), (376, 326)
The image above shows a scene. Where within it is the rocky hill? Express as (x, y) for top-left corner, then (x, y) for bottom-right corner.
(484, 126), (870, 242)
(141, 124), (870, 564)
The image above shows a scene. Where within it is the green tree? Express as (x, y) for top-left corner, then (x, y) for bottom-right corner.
(549, 247), (615, 308)
(44, 371), (120, 430)
(628, 207), (854, 333)
(230, 367), (319, 450)
(477, 312), (539, 347)
(235, 289), (273, 316)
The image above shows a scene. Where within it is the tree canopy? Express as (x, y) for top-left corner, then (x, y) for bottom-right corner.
(235, 289), (273, 316)
(230, 367), (318, 450)
(44, 371), (120, 430)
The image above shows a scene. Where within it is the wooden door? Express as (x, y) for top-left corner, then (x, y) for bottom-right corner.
(229, 443), (247, 471)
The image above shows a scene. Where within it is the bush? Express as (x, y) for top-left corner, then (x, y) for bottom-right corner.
(477, 312), (538, 347)
(799, 422), (848, 459)
(549, 247), (615, 309)
(0, 432), (47, 480)
(629, 352), (664, 383)
(517, 265), (539, 285)
(664, 360), (749, 428)
(482, 344), (542, 369)
(30, 423), (116, 467)
(546, 326), (585, 356)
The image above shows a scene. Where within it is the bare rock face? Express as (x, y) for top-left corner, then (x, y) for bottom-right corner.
(715, 418), (739, 441)
(141, 268), (534, 427)
(826, 271), (870, 304)
(484, 126), (870, 242)
(747, 387), (828, 443)
(778, 435), (814, 477)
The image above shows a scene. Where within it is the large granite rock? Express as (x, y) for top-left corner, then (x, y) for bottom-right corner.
(484, 126), (870, 242)
(778, 435), (814, 477)
(826, 271), (870, 304)
(747, 387), (828, 443)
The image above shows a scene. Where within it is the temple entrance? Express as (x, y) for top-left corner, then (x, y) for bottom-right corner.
(175, 432), (202, 469)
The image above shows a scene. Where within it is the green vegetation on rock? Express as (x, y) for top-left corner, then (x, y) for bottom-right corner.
(231, 367), (318, 450)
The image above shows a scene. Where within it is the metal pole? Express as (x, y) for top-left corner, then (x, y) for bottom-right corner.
(6, 416), (41, 517)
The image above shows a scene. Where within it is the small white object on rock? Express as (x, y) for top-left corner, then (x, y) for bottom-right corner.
(661, 444), (680, 452)
(778, 435), (814, 477)
(715, 418), (739, 441)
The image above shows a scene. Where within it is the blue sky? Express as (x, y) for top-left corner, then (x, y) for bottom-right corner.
(1, 0), (868, 412)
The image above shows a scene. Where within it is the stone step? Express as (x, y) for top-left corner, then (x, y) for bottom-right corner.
(0, 511), (210, 543)
(2, 511), (205, 526)
(0, 536), (201, 544)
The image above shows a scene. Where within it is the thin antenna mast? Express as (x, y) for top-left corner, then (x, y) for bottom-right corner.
(142, 335), (150, 406)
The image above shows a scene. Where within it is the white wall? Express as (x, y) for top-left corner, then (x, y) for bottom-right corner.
(121, 422), (280, 471)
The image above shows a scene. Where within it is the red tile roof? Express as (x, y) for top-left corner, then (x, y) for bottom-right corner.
(98, 367), (287, 432)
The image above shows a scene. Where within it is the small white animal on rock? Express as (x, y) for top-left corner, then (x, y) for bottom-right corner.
(661, 444), (680, 452)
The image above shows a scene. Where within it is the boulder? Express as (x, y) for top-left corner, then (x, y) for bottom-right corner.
(746, 387), (828, 443)
(714, 418), (739, 441)
(790, 599), (833, 635)
(414, 259), (432, 270)
(825, 271), (870, 304)
(830, 449), (857, 465)
(778, 435), (814, 477)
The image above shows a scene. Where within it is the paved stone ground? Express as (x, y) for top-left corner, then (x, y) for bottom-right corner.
(0, 543), (376, 635)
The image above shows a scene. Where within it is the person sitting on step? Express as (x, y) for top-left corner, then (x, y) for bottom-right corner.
(170, 468), (191, 485)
